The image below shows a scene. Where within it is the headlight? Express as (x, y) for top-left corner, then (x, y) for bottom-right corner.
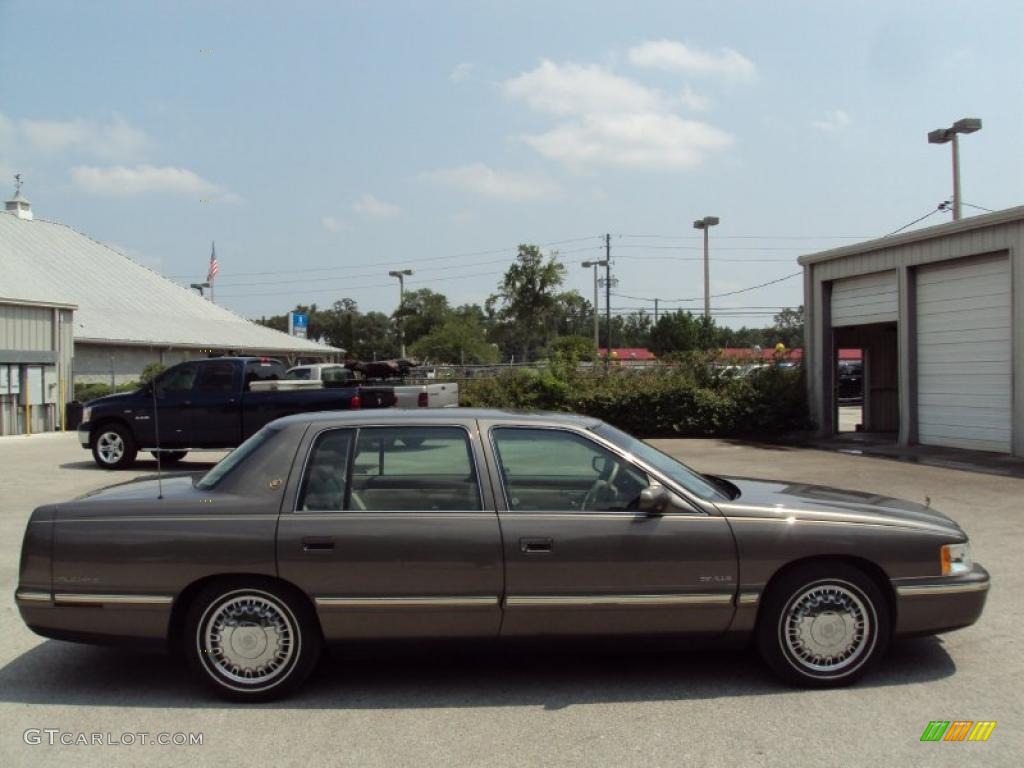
(82, 406), (92, 423)
(941, 543), (972, 576)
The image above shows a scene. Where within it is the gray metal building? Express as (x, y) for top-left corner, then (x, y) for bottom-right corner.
(800, 206), (1024, 457)
(0, 192), (340, 434)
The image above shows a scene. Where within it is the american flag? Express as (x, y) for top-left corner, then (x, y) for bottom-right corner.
(207, 241), (219, 283)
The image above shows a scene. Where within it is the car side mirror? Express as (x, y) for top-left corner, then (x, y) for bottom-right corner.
(637, 484), (670, 515)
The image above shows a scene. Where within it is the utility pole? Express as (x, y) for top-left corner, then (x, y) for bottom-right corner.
(654, 298), (659, 323)
(388, 269), (413, 357)
(581, 258), (608, 357)
(928, 118), (981, 221)
(605, 234), (612, 364)
(693, 216), (719, 319)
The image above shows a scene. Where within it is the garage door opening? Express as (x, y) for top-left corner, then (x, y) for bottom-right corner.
(833, 323), (898, 439)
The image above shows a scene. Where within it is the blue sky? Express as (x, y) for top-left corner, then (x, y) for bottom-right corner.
(2, 0), (1022, 327)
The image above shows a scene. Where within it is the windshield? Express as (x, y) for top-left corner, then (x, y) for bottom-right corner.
(593, 423), (726, 502)
(196, 426), (278, 490)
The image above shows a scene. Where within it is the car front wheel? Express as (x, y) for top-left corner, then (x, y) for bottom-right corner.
(757, 563), (889, 687)
(91, 424), (138, 469)
(185, 580), (320, 702)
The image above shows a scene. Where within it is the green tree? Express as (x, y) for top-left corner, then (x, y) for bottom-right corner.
(546, 335), (596, 361)
(487, 244), (566, 361)
(350, 311), (398, 360)
(397, 289), (451, 346)
(771, 306), (804, 348)
(649, 311), (718, 355)
(410, 316), (498, 364)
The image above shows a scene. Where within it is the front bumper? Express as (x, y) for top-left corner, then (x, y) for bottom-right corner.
(77, 422), (91, 448)
(892, 563), (990, 636)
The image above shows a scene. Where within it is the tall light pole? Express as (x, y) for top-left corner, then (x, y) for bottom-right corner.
(928, 118), (981, 221)
(190, 281), (210, 298)
(693, 216), (719, 319)
(581, 259), (608, 356)
(388, 269), (413, 357)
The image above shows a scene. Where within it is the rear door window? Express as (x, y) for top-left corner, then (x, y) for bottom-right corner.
(195, 361), (239, 394)
(297, 426), (481, 512)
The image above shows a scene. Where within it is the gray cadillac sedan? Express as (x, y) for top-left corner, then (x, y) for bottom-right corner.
(16, 410), (989, 701)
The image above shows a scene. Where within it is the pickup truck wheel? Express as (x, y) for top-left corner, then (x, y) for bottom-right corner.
(756, 563), (889, 688)
(185, 580), (320, 702)
(91, 424), (138, 469)
(152, 450), (188, 465)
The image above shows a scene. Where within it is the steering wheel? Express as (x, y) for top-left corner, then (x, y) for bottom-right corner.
(582, 458), (621, 511)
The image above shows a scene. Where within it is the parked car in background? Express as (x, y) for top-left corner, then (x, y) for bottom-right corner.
(286, 363), (459, 409)
(21, 409), (988, 701)
(838, 360), (864, 404)
(78, 357), (396, 469)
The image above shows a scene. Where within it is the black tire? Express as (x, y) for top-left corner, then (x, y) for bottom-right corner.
(184, 579), (320, 702)
(90, 423), (138, 469)
(756, 562), (889, 688)
(152, 450), (188, 465)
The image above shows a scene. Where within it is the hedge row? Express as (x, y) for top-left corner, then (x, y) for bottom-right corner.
(459, 361), (810, 437)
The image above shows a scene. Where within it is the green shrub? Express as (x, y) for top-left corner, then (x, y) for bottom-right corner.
(74, 380), (141, 403)
(460, 362), (809, 437)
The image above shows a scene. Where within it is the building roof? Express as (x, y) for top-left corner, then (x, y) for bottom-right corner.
(0, 212), (338, 354)
(718, 347), (861, 361)
(798, 205), (1024, 266)
(600, 347), (657, 361)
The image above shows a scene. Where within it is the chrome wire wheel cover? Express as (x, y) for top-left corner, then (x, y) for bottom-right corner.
(200, 593), (296, 688)
(781, 582), (871, 675)
(96, 431), (124, 464)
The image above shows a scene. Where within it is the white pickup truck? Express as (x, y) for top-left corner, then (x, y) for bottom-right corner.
(285, 364), (458, 409)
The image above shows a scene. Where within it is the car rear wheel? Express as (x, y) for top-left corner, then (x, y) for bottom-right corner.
(151, 450), (188, 465)
(185, 580), (320, 702)
(91, 424), (138, 469)
(756, 563), (889, 687)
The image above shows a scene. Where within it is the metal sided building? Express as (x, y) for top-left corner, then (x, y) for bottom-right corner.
(800, 205), (1024, 457)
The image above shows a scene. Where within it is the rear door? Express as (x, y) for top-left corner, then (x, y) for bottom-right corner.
(277, 421), (503, 639)
(190, 360), (243, 446)
(484, 424), (737, 637)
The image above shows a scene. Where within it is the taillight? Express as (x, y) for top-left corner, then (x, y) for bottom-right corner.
(418, 392), (429, 407)
(350, 394), (362, 410)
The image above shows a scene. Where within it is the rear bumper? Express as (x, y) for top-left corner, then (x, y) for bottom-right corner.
(892, 564), (990, 636)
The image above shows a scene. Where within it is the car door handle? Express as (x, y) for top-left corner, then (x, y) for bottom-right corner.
(520, 537), (553, 554)
(302, 537), (335, 552)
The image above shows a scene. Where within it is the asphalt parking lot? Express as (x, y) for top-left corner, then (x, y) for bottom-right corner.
(1, 433), (1021, 767)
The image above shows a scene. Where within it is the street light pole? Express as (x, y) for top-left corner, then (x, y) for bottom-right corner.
(692, 216), (720, 319)
(388, 269), (413, 357)
(582, 258), (608, 356)
(928, 118), (981, 221)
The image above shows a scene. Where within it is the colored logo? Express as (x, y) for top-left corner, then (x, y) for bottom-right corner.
(920, 721), (996, 742)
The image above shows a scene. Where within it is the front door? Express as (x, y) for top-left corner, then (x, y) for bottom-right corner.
(486, 426), (738, 637)
(277, 423), (503, 639)
(142, 362), (198, 448)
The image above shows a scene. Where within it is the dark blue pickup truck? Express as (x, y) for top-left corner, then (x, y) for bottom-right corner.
(78, 357), (395, 468)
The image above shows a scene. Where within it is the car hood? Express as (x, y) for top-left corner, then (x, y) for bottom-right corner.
(713, 476), (962, 534)
(85, 390), (141, 408)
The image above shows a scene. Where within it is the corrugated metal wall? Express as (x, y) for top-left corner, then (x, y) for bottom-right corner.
(0, 303), (53, 350)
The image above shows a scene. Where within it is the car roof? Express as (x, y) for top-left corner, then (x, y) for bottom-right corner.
(271, 408), (603, 429)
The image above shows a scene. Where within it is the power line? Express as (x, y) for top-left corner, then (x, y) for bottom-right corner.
(616, 233), (870, 241)
(615, 254), (795, 263)
(167, 237), (603, 280)
(884, 205), (946, 237)
(961, 201), (995, 213)
(612, 271), (803, 304)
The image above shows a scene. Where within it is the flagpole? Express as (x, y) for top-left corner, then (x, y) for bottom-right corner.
(210, 241), (216, 304)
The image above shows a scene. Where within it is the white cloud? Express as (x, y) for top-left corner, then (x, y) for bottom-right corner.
(422, 163), (561, 201)
(519, 112), (732, 171)
(812, 109), (851, 132)
(451, 209), (475, 225)
(20, 114), (149, 159)
(450, 62), (474, 82)
(70, 164), (237, 201)
(678, 85), (709, 111)
(352, 193), (402, 218)
(503, 60), (666, 116)
(320, 215), (350, 233)
(503, 59), (733, 172)
(627, 40), (756, 82)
